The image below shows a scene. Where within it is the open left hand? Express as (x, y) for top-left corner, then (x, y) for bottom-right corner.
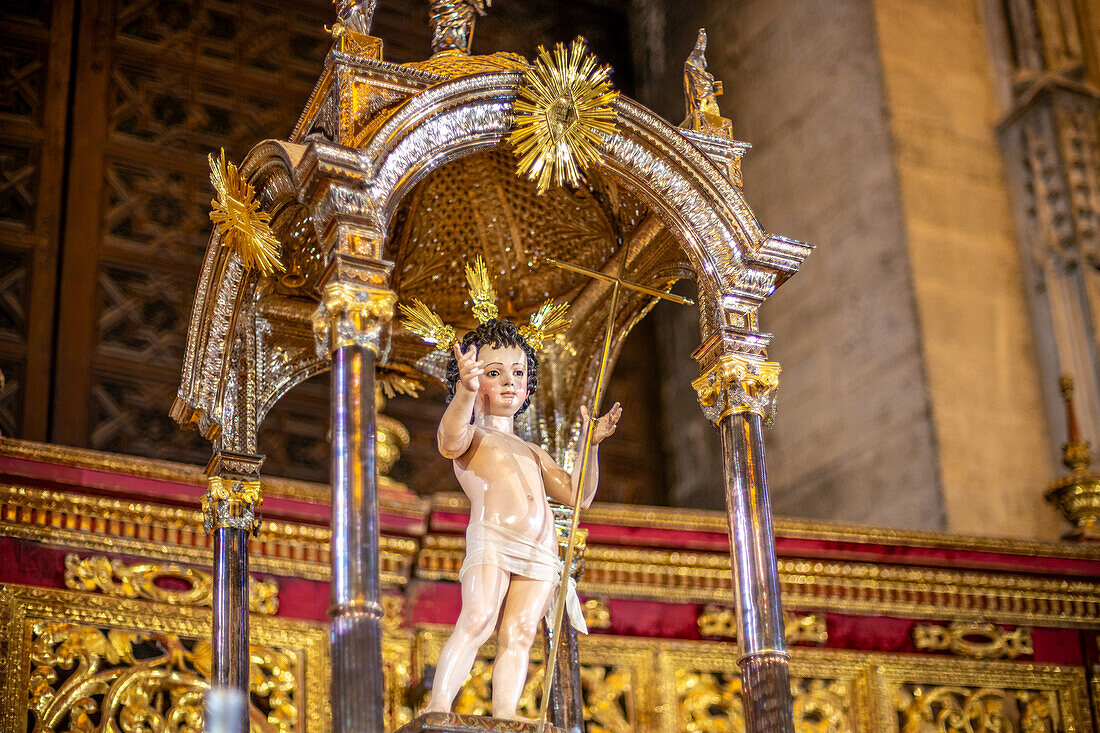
(581, 402), (622, 445)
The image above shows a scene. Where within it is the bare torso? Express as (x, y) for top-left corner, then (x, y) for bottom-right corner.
(454, 427), (556, 551)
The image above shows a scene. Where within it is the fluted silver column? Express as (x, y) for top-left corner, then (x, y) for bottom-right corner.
(330, 344), (384, 733)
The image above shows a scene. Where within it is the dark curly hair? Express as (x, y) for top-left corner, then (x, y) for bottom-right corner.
(445, 319), (539, 415)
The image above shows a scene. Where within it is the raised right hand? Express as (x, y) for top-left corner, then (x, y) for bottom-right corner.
(454, 344), (483, 393)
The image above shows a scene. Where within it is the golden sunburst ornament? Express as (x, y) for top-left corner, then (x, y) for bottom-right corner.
(208, 148), (284, 277)
(508, 37), (619, 194)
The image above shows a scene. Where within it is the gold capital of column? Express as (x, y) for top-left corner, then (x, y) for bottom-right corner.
(202, 451), (265, 535)
(201, 476), (264, 534)
(312, 281), (397, 358)
(692, 353), (781, 424)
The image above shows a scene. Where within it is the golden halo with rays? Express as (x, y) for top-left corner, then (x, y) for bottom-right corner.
(508, 37), (619, 195)
(208, 148), (284, 277)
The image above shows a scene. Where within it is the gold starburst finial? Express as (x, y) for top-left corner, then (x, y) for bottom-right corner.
(519, 299), (571, 349)
(464, 255), (499, 323)
(208, 149), (284, 277)
(508, 37), (619, 194)
(398, 299), (458, 351)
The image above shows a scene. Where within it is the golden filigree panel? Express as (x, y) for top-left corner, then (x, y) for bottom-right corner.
(0, 582), (423, 733)
(63, 553), (279, 615)
(912, 622), (1033, 660)
(411, 628), (1092, 733)
(0, 584), (329, 733)
(657, 643), (870, 732)
(880, 658), (1091, 732)
(696, 606), (828, 645)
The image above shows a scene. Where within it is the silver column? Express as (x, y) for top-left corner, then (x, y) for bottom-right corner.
(330, 343), (385, 733)
(719, 410), (793, 731)
(211, 526), (250, 733)
(204, 451), (264, 733)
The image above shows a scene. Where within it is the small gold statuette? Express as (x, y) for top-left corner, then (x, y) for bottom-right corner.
(208, 148), (284, 277)
(508, 37), (619, 194)
(429, 0), (491, 54)
(682, 28), (733, 139)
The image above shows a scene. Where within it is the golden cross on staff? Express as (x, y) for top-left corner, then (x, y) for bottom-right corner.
(536, 254), (693, 730)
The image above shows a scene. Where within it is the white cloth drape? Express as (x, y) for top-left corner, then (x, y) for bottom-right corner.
(460, 520), (588, 634)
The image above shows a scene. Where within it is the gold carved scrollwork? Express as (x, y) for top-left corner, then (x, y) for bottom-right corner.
(63, 554), (279, 616)
(312, 282), (397, 358)
(697, 605), (827, 645)
(895, 684), (1058, 732)
(675, 669), (744, 731)
(675, 671), (853, 733)
(381, 594), (404, 634)
(201, 476), (263, 534)
(26, 622), (298, 733)
(583, 598), (612, 630)
(692, 354), (781, 424)
(912, 622), (1033, 660)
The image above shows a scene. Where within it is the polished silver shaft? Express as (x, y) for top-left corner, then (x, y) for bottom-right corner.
(212, 526), (250, 733)
(330, 344), (385, 733)
(719, 411), (794, 731)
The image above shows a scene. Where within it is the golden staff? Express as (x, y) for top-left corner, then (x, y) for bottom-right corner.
(536, 255), (693, 731)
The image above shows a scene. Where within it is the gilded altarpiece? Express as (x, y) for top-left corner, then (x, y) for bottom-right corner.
(0, 583), (419, 733)
(412, 629), (1092, 732)
(0, 584), (329, 733)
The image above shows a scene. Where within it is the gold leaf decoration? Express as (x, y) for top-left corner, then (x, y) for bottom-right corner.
(508, 37), (619, 194)
(63, 553), (279, 615)
(519, 299), (571, 349)
(463, 255), (499, 323)
(27, 622), (298, 733)
(208, 148), (284, 276)
(398, 299), (458, 350)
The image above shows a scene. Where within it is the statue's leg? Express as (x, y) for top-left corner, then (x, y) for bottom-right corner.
(426, 564), (510, 713)
(492, 576), (555, 720)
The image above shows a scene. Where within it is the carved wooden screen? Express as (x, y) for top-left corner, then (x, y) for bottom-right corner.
(41, 0), (340, 477)
(0, 2), (74, 441)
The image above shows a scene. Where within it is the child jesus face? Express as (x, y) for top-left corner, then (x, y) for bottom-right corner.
(475, 344), (529, 418)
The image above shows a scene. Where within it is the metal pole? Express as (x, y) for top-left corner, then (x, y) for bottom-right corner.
(330, 343), (385, 733)
(204, 450), (262, 733)
(718, 410), (794, 731)
(211, 526), (250, 733)
(542, 621), (583, 733)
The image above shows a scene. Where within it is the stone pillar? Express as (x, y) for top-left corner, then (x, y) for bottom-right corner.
(993, 0), (1100, 467)
(313, 264), (396, 733)
(692, 332), (793, 732)
(203, 450), (265, 733)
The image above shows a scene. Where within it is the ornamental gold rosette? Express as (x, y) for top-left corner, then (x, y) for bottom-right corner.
(508, 37), (619, 194)
(208, 148), (284, 276)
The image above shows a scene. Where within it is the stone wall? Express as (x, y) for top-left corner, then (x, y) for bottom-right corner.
(662, 0), (948, 530)
(869, 0), (1058, 537)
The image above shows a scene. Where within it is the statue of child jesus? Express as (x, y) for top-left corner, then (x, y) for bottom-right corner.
(424, 318), (621, 720)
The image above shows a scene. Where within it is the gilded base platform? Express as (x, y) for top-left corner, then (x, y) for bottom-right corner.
(396, 712), (565, 733)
